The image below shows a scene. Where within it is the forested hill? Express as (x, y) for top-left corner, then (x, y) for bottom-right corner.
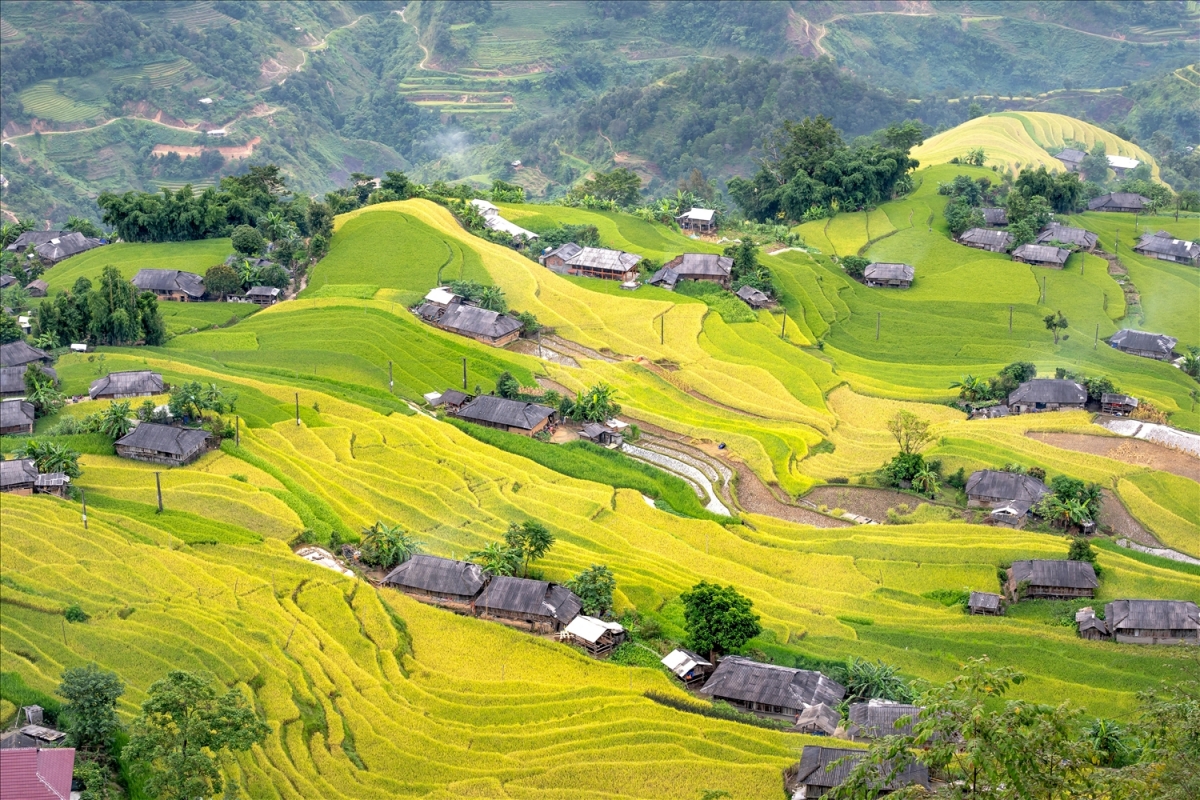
(0, 0), (1197, 225)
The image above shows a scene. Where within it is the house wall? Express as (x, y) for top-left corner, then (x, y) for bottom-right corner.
(712, 694), (802, 722)
(1, 485), (34, 495)
(865, 279), (911, 288)
(94, 391), (155, 400)
(1114, 346), (1171, 361)
(474, 606), (564, 633)
(1113, 630), (1199, 645)
(392, 587), (477, 612)
(567, 265), (636, 282)
(115, 444), (204, 466)
(542, 254), (569, 273)
(0, 422), (34, 436)
(1013, 256), (1065, 269)
(1009, 401), (1086, 414)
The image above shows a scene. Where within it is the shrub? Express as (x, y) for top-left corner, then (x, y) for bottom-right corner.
(64, 604), (90, 623)
(923, 588), (971, 608)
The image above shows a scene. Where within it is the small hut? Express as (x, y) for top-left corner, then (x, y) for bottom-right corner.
(957, 228), (1013, 252)
(0, 398), (35, 436)
(981, 207), (1008, 226)
(735, 285), (773, 309)
(114, 423), (213, 466)
(1006, 379), (1087, 414)
(1076, 607), (1109, 641)
(89, 370), (164, 400)
(1011, 243), (1070, 268)
(676, 207), (717, 233)
(1100, 393), (1138, 415)
(660, 648), (714, 688)
(579, 422), (622, 448)
(863, 262), (914, 288)
(785, 746), (929, 799)
(791, 703), (842, 737)
(562, 615), (626, 657)
(968, 591), (1003, 616)
(1006, 560), (1098, 601)
(847, 699), (924, 741)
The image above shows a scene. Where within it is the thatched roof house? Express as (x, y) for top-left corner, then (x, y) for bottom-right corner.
(0, 458), (68, 497)
(847, 700), (924, 740)
(658, 253), (733, 287)
(1108, 329), (1177, 361)
(785, 745), (929, 799)
(6, 230), (67, 252)
(698, 656), (846, 721)
(1011, 243), (1070, 268)
(33, 231), (103, 263)
(958, 227), (1012, 252)
(115, 423), (213, 466)
(131, 269), (205, 301)
(1007, 559), (1098, 601)
(381, 555), (486, 606)
(454, 395), (555, 436)
(416, 296), (523, 347)
(0, 364), (56, 398)
(981, 207), (1008, 226)
(244, 286), (282, 306)
(863, 263), (914, 288)
(1105, 599), (1200, 645)
(89, 370), (164, 400)
(1007, 379), (1087, 414)
(1054, 148), (1086, 171)
(542, 244), (641, 281)
(968, 591), (1003, 616)
(25, 279), (48, 298)
(1036, 224), (1098, 251)
(1087, 192), (1149, 213)
(473, 576), (582, 633)
(1100, 392), (1138, 415)
(1134, 230), (1199, 265)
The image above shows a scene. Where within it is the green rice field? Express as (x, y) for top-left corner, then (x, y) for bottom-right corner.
(45, 238), (232, 293)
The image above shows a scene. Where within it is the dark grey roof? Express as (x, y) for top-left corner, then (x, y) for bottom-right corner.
(474, 576), (582, 623)
(131, 269), (205, 298)
(1055, 148), (1087, 165)
(1037, 224), (1098, 249)
(667, 253), (732, 278)
(244, 285), (281, 298)
(982, 207), (1008, 226)
(580, 422), (609, 440)
(965, 470), (1049, 504)
(564, 246), (641, 273)
(456, 395), (554, 431)
(432, 389), (469, 407)
(648, 267), (679, 289)
(1105, 599), (1200, 633)
(848, 700), (923, 738)
(958, 227), (1013, 248)
(5, 231), (66, 251)
(34, 232), (103, 262)
(698, 656), (846, 709)
(1109, 329), (1177, 355)
(0, 341), (50, 368)
(0, 399), (35, 429)
(382, 555), (486, 597)
(420, 298), (522, 341)
(969, 591), (1002, 611)
(792, 702), (841, 735)
(1012, 243), (1070, 265)
(1010, 559), (1099, 590)
(864, 262), (914, 281)
(1079, 615), (1108, 635)
(790, 746), (929, 792)
(89, 370), (164, 399)
(1087, 192), (1148, 211)
(542, 242), (583, 263)
(1135, 230), (1199, 260)
(25, 279), (48, 294)
(0, 458), (38, 489)
(0, 275), (16, 288)
(1008, 379), (1087, 406)
(735, 285), (771, 305)
(0, 364), (55, 395)
(1101, 392), (1138, 407)
(116, 423), (211, 456)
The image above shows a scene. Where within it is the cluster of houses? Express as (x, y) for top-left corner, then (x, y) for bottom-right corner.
(0, 705), (77, 800)
(415, 287), (524, 347)
(469, 199), (540, 244)
(130, 267), (283, 306)
(424, 386), (625, 447)
(1076, 599), (1200, 645)
(5, 229), (106, 267)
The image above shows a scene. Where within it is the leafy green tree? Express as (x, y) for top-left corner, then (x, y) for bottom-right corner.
(886, 411), (933, 455)
(580, 168), (643, 207)
(99, 400), (134, 440)
(841, 255), (870, 279)
(566, 565), (616, 617)
(74, 760), (113, 800)
(468, 541), (521, 577)
(570, 383), (621, 423)
(476, 285), (507, 313)
(0, 313), (21, 344)
(834, 658), (914, 704)
(1128, 678), (1200, 799)
(504, 520), (555, 578)
(256, 264), (291, 291)
(15, 439), (82, 478)
(136, 292), (166, 347)
(124, 670), (269, 800)
(949, 374), (991, 402)
(204, 264), (241, 300)
(883, 119), (925, 150)
(1044, 310), (1068, 344)
(944, 197), (985, 237)
(58, 663), (124, 753)
(65, 216), (105, 239)
(230, 225), (265, 256)
(360, 522), (423, 569)
(1081, 142), (1110, 183)
(965, 147), (986, 166)
(495, 371), (521, 400)
(88, 266), (141, 345)
(680, 581), (761, 662)
(1182, 346), (1200, 380)
(25, 366), (65, 417)
(912, 462), (940, 497)
(307, 203), (334, 239)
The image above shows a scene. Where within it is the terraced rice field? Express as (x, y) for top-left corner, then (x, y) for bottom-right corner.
(911, 111), (1160, 179)
(44, 238), (232, 293)
(17, 80), (105, 122)
(109, 57), (193, 90)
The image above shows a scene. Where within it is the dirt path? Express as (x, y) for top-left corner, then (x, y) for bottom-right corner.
(398, 7), (432, 71)
(806, 485), (957, 522)
(1026, 432), (1200, 482)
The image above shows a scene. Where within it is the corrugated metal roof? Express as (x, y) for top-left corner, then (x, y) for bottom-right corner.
(422, 299), (523, 340)
(661, 648), (711, 678)
(864, 262), (914, 281)
(1101, 392), (1138, 407)
(678, 207), (716, 222)
(1135, 230), (1199, 260)
(789, 745), (929, 792)
(965, 470), (1049, 504)
(0, 398), (35, 428)
(1007, 379), (1087, 405)
(565, 246), (641, 273)
(116, 422), (211, 456)
(1055, 148), (1086, 163)
(736, 285), (770, 306)
(982, 207), (1008, 225)
(1037, 224), (1098, 249)
(698, 656), (845, 709)
(958, 228), (1012, 248)
(848, 700), (923, 738)
(564, 615), (624, 643)
(0, 341), (49, 368)
(1107, 155), (1140, 170)
(456, 395), (554, 431)
(5, 230), (67, 251)
(474, 576), (582, 623)
(1106, 599), (1200, 632)
(89, 370), (164, 399)
(0, 747), (76, 800)
(649, 267), (679, 288)
(381, 555), (485, 597)
(1087, 192), (1148, 211)
(1010, 559), (1099, 590)
(244, 286), (281, 298)
(792, 702), (841, 735)
(34, 231), (102, 262)
(131, 269), (205, 298)
(1110, 329), (1177, 355)
(1012, 243), (1070, 264)
(969, 591), (1002, 610)
(665, 253), (732, 278)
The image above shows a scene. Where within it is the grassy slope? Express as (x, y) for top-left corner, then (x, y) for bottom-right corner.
(911, 112), (1160, 178)
(44, 238), (232, 292)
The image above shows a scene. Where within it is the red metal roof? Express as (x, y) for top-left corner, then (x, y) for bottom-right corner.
(0, 747), (75, 800)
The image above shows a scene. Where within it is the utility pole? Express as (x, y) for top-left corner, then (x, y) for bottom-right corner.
(1041, 276), (1047, 304)
(81, 489), (87, 530)
(660, 311), (665, 345)
(1094, 323), (1099, 349)
(295, 393), (300, 426)
(235, 416), (240, 447)
(1008, 305), (1013, 334)
(388, 360), (394, 394)
(780, 307), (787, 339)
(462, 357), (467, 391)
(876, 312), (881, 341)
(154, 472), (163, 513)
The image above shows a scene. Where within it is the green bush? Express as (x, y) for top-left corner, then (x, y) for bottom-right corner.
(64, 604), (90, 623)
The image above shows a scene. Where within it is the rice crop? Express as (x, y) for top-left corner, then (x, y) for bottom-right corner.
(45, 239), (232, 293)
(17, 80), (105, 122)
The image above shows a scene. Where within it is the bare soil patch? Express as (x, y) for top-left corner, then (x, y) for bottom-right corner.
(805, 485), (950, 522)
(1027, 432), (1200, 482)
(736, 469), (849, 527)
(152, 136), (262, 160)
(1099, 490), (1157, 546)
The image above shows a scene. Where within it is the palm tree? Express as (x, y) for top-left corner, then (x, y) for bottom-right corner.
(98, 401), (134, 440)
(1182, 347), (1200, 380)
(468, 542), (520, 577)
(202, 384), (226, 413)
(25, 371), (65, 416)
(34, 330), (58, 350)
(1085, 718), (1130, 767)
(360, 522), (423, 569)
(261, 211), (286, 242)
(1063, 498), (1092, 529)
(911, 463), (940, 497)
(949, 375), (990, 402)
(17, 439), (81, 478)
(504, 520), (555, 578)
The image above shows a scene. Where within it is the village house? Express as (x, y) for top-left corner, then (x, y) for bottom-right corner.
(968, 591), (1004, 616)
(562, 615), (627, 657)
(968, 404), (1009, 420)
(965, 469), (1050, 526)
(1108, 328), (1177, 361)
(0, 398), (35, 436)
(0, 706), (69, 750)
(735, 285), (773, 309)
(1007, 379), (1088, 414)
(1133, 230), (1199, 266)
(1106, 154), (1141, 178)
(540, 243), (641, 282)
(981, 207), (1008, 227)
(579, 421), (622, 448)
(785, 746), (929, 799)
(425, 388), (471, 412)
(1036, 223), (1098, 251)
(131, 269), (206, 301)
(0, 746), (76, 800)
(0, 274), (16, 289)
(650, 253), (734, 289)
(1100, 392), (1139, 415)
(115, 422), (214, 466)
(661, 648), (715, 688)
(791, 703), (841, 737)
(1011, 243), (1070, 268)
(0, 364), (56, 398)
(0, 340), (52, 369)
(1083, 599), (1200, 645)
(957, 227), (1013, 253)
(697, 656), (846, 722)
(243, 286), (282, 306)
(33, 231), (103, 264)
(1054, 148), (1086, 172)
(453, 395), (556, 437)
(6, 231), (68, 253)
(89, 370), (164, 400)
(0, 459), (69, 497)
(1087, 192), (1149, 213)
(469, 199), (540, 243)
(863, 262), (914, 288)
(676, 207), (717, 233)
(1006, 559), (1099, 601)
(472, 575), (582, 633)
(847, 699), (924, 741)
(381, 554), (486, 609)
(416, 295), (523, 347)
(24, 279), (48, 298)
